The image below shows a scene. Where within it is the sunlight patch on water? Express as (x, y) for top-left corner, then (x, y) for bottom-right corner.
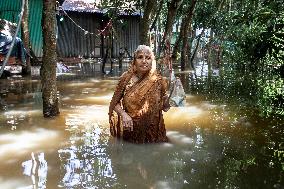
(200, 101), (218, 110)
(61, 96), (71, 101)
(152, 181), (171, 189)
(0, 128), (59, 161)
(64, 82), (95, 87)
(64, 105), (109, 132)
(83, 94), (113, 105)
(89, 79), (116, 84)
(56, 73), (76, 76)
(164, 106), (207, 129)
(66, 105), (108, 120)
(160, 142), (174, 148)
(3, 109), (41, 116)
(0, 178), (28, 189)
(166, 106), (204, 118)
(62, 79), (116, 88)
(167, 131), (194, 145)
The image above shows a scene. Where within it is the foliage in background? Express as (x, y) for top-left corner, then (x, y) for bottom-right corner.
(190, 0), (284, 117)
(101, 0), (284, 117)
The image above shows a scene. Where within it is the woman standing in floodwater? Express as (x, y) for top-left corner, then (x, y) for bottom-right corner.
(109, 45), (170, 143)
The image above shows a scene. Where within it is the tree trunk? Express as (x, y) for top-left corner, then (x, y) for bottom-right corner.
(180, 0), (197, 71)
(207, 29), (214, 82)
(150, 0), (164, 31)
(160, 0), (183, 50)
(21, 0), (31, 75)
(172, 17), (185, 60)
(139, 0), (156, 45)
(178, 16), (189, 70)
(219, 48), (224, 79)
(41, 0), (59, 117)
(190, 28), (205, 69)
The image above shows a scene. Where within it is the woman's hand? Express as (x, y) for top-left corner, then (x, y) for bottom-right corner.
(121, 112), (133, 131)
(162, 95), (170, 112)
(114, 104), (133, 131)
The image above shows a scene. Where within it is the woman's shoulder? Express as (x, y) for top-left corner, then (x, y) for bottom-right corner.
(120, 71), (128, 78)
(119, 71), (132, 80)
(116, 71), (133, 86)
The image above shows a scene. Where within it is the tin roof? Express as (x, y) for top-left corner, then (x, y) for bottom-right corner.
(62, 0), (140, 16)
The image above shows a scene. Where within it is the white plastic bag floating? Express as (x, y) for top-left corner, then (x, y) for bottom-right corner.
(169, 71), (186, 107)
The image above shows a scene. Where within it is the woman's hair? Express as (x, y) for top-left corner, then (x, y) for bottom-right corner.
(133, 45), (154, 60)
(131, 45), (156, 73)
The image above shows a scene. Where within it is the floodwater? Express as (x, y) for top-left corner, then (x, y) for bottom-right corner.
(0, 62), (283, 189)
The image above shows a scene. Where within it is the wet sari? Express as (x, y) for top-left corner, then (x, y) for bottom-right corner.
(109, 68), (168, 143)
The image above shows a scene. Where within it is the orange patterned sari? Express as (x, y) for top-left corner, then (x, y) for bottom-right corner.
(109, 69), (168, 143)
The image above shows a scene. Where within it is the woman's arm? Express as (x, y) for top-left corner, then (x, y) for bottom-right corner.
(114, 104), (133, 131)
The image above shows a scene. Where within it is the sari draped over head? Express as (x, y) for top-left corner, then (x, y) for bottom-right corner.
(108, 61), (169, 143)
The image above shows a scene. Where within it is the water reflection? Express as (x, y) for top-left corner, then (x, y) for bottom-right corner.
(21, 152), (47, 189)
(57, 125), (117, 188)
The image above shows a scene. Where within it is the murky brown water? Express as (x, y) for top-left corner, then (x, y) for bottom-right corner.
(0, 63), (283, 189)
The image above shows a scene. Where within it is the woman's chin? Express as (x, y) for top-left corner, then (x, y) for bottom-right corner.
(137, 68), (151, 74)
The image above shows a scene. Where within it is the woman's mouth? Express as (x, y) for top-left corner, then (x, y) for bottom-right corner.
(139, 65), (148, 69)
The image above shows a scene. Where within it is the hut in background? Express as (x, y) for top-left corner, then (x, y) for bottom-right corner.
(58, 0), (140, 59)
(0, 0), (140, 61)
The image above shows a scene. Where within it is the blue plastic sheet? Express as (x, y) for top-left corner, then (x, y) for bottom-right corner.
(0, 32), (26, 65)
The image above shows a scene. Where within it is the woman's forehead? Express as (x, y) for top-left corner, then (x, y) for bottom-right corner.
(136, 50), (152, 55)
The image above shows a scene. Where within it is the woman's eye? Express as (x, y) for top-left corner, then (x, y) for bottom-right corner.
(137, 55), (143, 59)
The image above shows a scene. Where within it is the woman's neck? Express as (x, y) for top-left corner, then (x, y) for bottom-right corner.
(136, 72), (148, 79)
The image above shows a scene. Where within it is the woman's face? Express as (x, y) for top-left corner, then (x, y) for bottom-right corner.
(134, 51), (152, 74)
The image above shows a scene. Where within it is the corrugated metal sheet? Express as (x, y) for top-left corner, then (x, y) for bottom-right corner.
(0, 0), (43, 57)
(0, 0), (21, 33)
(112, 17), (140, 57)
(57, 12), (102, 58)
(28, 0), (43, 57)
(57, 11), (140, 58)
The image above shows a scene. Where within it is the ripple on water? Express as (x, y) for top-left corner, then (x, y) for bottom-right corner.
(0, 128), (60, 160)
(167, 131), (194, 145)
